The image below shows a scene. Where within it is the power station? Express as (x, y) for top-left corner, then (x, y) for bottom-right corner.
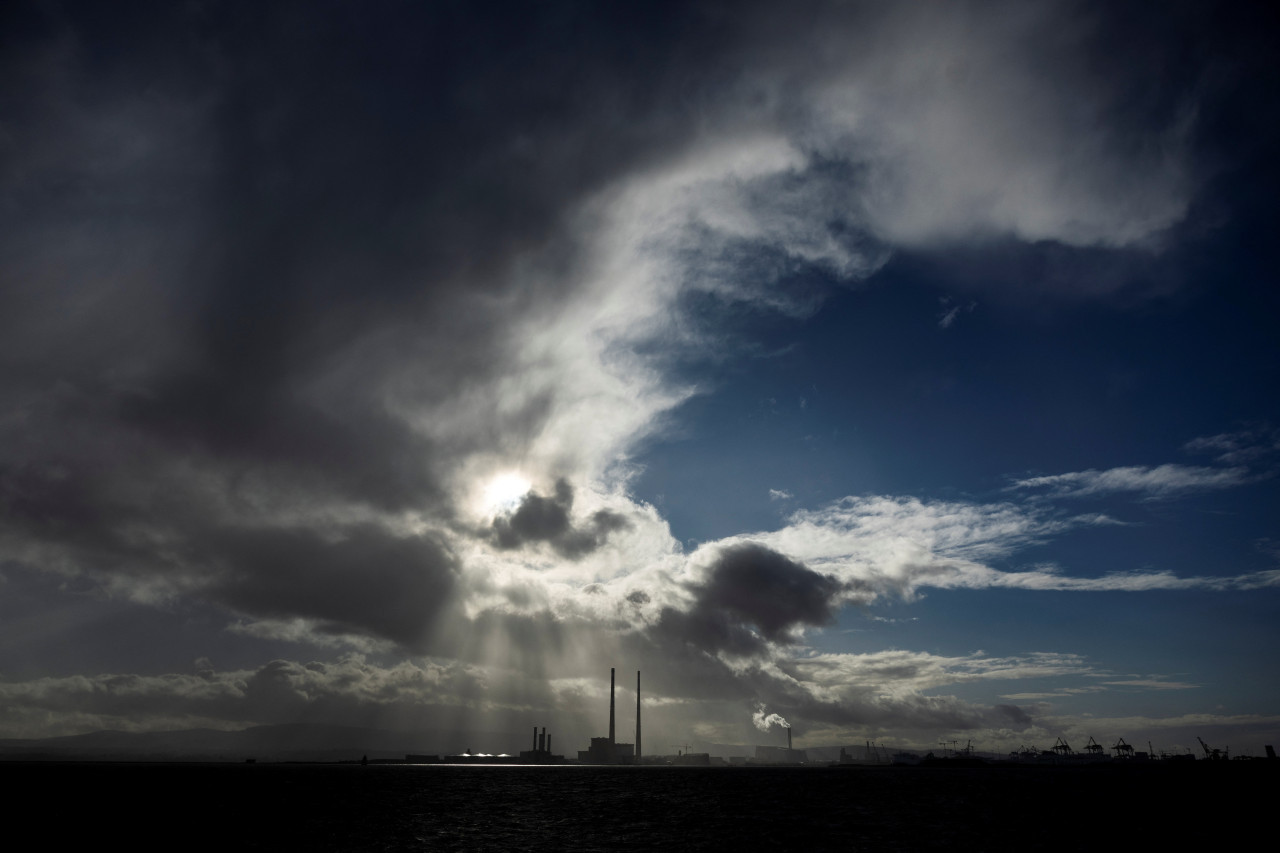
(518, 725), (562, 763)
(577, 667), (641, 764)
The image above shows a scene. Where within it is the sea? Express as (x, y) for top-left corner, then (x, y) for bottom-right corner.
(7, 761), (1269, 850)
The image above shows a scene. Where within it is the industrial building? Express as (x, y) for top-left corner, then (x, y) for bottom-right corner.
(754, 726), (807, 764)
(577, 667), (641, 765)
(519, 726), (563, 763)
(753, 745), (807, 764)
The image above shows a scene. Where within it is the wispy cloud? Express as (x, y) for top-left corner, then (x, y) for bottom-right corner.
(1009, 464), (1251, 499)
(1000, 686), (1107, 700)
(1183, 426), (1280, 465)
(682, 495), (1279, 617)
(791, 650), (1095, 696)
(937, 297), (976, 329)
(1101, 678), (1200, 691)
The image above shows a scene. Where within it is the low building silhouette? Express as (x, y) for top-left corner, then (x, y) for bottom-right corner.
(753, 745), (807, 764)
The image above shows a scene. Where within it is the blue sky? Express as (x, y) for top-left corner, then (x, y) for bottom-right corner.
(1, 0), (1277, 757)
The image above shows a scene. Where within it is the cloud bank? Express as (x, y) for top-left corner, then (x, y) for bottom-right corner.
(1, 1), (1258, 745)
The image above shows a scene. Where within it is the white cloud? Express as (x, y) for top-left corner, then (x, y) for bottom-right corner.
(1183, 426), (1280, 465)
(691, 494), (1279, 608)
(0, 2), (1232, 747)
(0, 0), (1208, 656)
(797, 2), (1194, 250)
(790, 650), (1094, 699)
(1101, 679), (1200, 691)
(446, 0), (1203, 520)
(1010, 464), (1251, 498)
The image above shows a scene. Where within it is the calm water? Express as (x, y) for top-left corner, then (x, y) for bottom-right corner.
(7, 762), (1266, 850)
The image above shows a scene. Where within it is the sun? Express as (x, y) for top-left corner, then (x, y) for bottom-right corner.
(481, 472), (531, 515)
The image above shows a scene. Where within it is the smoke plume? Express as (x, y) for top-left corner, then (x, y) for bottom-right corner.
(752, 705), (791, 731)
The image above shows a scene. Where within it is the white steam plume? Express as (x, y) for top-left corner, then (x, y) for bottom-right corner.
(752, 705), (791, 731)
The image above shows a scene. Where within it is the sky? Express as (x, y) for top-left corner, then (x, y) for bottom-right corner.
(1, 0), (1278, 757)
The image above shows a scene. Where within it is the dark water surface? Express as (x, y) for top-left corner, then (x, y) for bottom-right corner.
(7, 762), (1269, 850)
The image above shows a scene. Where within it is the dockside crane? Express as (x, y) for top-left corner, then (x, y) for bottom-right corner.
(1196, 736), (1228, 761)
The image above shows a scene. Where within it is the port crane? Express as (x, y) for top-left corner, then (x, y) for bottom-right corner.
(1196, 736), (1228, 761)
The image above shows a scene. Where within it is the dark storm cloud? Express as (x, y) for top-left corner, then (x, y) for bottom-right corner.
(4, 0), (1260, 746)
(0, 0), (1212, 622)
(0, 0), (718, 640)
(699, 543), (842, 640)
(654, 543), (844, 655)
(0, 655), (528, 737)
(2, 3), (715, 417)
(205, 524), (458, 648)
(993, 703), (1034, 726)
(491, 479), (630, 558)
(0, 452), (459, 645)
(90, 0), (680, 509)
(798, 692), (1034, 732)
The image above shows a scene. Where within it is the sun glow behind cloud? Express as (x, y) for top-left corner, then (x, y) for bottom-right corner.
(479, 473), (532, 517)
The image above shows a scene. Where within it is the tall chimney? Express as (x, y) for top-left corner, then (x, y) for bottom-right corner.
(636, 670), (642, 761)
(788, 727), (792, 751)
(532, 726), (537, 753)
(609, 667), (616, 744)
(540, 727), (546, 752)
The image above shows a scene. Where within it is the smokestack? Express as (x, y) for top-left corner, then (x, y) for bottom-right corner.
(636, 670), (642, 761)
(788, 727), (792, 751)
(532, 726), (537, 753)
(540, 727), (546, 752)
(609, 667), (616, 744)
